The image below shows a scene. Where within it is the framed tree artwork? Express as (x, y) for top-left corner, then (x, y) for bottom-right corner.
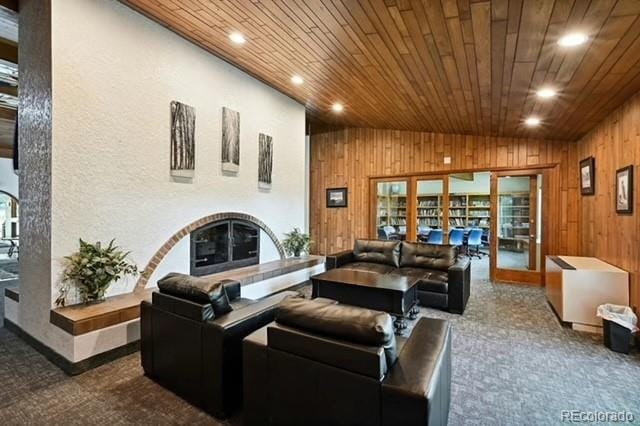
(258, 133), (273, 189)
(170, 101), (195, 178)
(580, 157), (595, 195)
(221, 107), (240, 173)
(616, 165), (633, 214)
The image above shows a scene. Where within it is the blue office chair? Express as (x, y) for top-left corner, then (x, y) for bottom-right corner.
(467, 228), (484, 259)
(448, 229), (465, 257)
(426, 229), (444, 244)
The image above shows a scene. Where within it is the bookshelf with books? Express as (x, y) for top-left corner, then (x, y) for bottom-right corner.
(447, 193), (491, 229)
(416, 194), (443, 229)
(498, 192), (530, 251)
(377, 194), (407, 228)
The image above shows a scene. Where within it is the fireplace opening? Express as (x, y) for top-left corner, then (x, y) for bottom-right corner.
(190, 219), (260, 276)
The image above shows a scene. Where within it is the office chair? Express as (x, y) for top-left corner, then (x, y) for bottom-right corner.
(426, 229), (444, 244)
(448, 228), (465, 256)
(467, 228), (484, 259)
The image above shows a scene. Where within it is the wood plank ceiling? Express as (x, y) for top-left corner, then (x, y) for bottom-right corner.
(123, 0), (640, 141)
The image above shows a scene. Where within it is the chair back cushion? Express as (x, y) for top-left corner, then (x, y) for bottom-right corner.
(276, 296), (397, 366)
(400, 242), (456, 271)
(467, 228), (483, 245)
(353, 239), (401, 267)
(158, 272), (233, 316)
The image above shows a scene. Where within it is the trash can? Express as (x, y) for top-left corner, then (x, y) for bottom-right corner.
(597, 304), (638, 354)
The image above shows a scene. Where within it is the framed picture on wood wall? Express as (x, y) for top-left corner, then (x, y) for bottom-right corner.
(616, 165), (633, 214)
(326, 188), (348, 208)
(580, 157), (595, 195)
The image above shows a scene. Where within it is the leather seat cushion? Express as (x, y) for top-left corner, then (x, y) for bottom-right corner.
(339, 261), (396, 274)
(158, 272), (233, 315)
(399, 242), (456, 271)
(415, 269), (449, 294)
(276, 296), (398, 365)
(353, 239), (401, 267)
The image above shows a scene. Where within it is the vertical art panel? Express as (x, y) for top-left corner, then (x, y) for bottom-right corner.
(222, 107), (240, 172)
(258, 133), (273, 189)
(170, 101), (195, 177)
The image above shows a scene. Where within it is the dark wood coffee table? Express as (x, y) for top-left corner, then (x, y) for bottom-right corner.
(311, 269), (419, 333)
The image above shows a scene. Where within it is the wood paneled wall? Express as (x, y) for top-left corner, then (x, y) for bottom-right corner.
(577, 91), (640, 312)
(310, 128), (579, 262)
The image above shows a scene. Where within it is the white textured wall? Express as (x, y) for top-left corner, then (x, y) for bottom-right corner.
(50, 0), (306, 302)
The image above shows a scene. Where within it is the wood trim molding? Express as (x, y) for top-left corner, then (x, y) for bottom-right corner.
(368, 163), (560, 179)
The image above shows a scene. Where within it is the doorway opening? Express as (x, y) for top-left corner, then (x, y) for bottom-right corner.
(0, 191), (18, 283)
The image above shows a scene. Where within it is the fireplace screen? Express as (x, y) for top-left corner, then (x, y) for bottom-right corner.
(191, 220), (260, 276)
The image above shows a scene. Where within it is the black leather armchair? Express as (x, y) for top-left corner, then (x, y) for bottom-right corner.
(326, 240), (471, 314)
(140, 278), (298, 419)
(243, 297), (452, 426)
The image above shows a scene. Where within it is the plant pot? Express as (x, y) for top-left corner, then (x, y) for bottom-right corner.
(80, 286), (108, 305)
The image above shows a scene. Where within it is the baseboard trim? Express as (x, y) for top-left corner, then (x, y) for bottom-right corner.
(3, 318), (140, 375)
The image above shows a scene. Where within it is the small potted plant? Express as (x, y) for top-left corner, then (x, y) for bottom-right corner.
(56, 239), (138, 306)
(282, 228), (312, 258)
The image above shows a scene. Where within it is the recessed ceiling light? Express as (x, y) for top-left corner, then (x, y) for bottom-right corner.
(291, 75), (304, 85)
(229, 32), (246, 45)
(537, 88), (556, 99)
(332, 103), (344, 113)
(558, 32), (588, 47)
(525, 117), (541, 126)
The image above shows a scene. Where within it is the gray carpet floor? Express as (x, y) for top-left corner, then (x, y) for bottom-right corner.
(1, 257), (638, 425)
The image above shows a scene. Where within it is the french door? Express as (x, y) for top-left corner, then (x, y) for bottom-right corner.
(490, 171), (544, 284)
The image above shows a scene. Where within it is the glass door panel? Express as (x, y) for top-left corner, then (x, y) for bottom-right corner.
(232, 221), (259, 261)
(415, 179), (443, 242)
(496, 175), (541, 271)
(376, 181), (407, 240)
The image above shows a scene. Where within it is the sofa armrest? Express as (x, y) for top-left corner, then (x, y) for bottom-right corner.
(447, 258), (471, 314)
(222, 279), (241, 301)
(209, 291), (299, 335)
(243, 326), (270, 426)
(381, 318), (451, 426)
(325, 249), (355, 270)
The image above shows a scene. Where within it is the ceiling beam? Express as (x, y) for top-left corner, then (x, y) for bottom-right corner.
(0, 0), (18, 13)
(0, 84), (16, 97)
(0, 105), (15, 120)
(0, 37), (17, 63)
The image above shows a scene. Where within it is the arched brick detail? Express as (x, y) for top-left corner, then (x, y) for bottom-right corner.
(135, 212), (286, 290)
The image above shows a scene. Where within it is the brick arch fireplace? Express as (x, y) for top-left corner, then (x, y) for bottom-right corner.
(135, 212), (286, 290)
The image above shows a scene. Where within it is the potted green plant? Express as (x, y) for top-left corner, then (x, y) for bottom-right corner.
(56, 239), (138, 306)
(282, 228), (312, 258)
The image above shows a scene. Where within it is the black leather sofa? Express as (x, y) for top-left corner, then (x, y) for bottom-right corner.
(243, 296), (452, 426)
(327, 239), (471, 314)
(140, 273), (298, 419)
